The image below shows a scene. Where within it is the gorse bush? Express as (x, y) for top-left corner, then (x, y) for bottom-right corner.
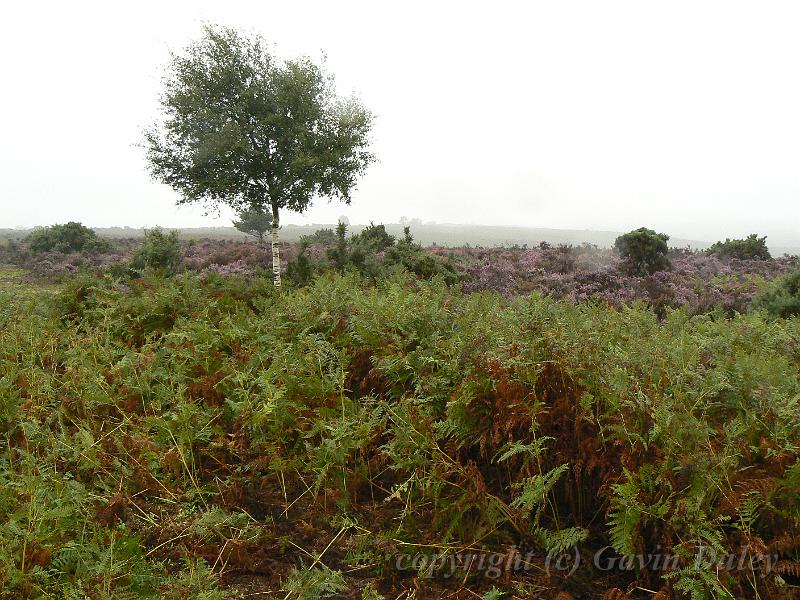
(287, 223), (460, 284)
(1, 271), (799, 597)
(751, 265), (800, 319)
(708, 233), (772, 260)
(350, 222), (396, 253)
(25, 221), (111, 254)
(131, 227), (181, 273)
(285, 240), (315, 286)
(300, 227), (338, 247)
(383, 226), (459, 284)
(538, 243), (577, 274)
(614, 227), (670, 275)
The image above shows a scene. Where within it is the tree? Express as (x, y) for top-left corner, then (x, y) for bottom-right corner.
(614, 227), (670, 276)
(143, 25), (375, 287)
(233, 205), (272, 244)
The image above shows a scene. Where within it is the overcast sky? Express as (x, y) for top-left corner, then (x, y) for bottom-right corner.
(2, 1), (799, 244)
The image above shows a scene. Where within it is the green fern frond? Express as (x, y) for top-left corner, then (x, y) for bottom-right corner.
(494, 436), (553, 464)
(534, 526), (589, 553)
(510, 463), (569, 513)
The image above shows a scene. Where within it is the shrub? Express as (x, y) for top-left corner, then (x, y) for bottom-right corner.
(131, 227), (181, 273)
(383, 226), (459, 284)
(707, 233), (772, 260)
(751, 266), (800, 319)
(284, 223), (456, 284)
(351, 222), (395, 253)
(327, 222), (350, 273)
(539, 243), (576, 274)
(285, 241), (315, 286)
(614, 227), (670, 275)
(25, 222), (110, 254)
(345, 223), (395, 275)
(300, 227), (338, 247)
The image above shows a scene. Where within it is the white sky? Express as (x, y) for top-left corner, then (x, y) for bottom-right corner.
(1, 1), (799, 244)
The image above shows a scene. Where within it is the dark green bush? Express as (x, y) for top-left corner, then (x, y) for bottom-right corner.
(350, 222), (395, 253)
(131, 228), (181, 273)
(286, 241), (315, 286)
(707, 234), (772, 260)
(614, 227), (670, 276)
(327, 222), (350, 273)
(299, 224), (459, 284)
(383, 226), (459, 284)
(25, 222), (110, 254)
(300, 227), (337, 247)
(751, 266), (800, 319)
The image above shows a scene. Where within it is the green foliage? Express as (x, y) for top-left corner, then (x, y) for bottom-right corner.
(361, 584), (386, 600)
(233, 204), (272, 243)
(510, 463), (569, 514)
(131, 227), (181, 273)
(286, 241), (315, 286)
(351, 222), (395, 253)
(614, 227), (671, 275)
(708, 234), (772, 260)
(327, 221), (350, 273)
(282, 564), (347, 599)
(383, 226), (460, 284)
(1, 271), (799, 597)
(25, 221), (110, 254)
(750, 265), (800, 319)
(143, 24), (375, 282)
(301, 227), (338, 247)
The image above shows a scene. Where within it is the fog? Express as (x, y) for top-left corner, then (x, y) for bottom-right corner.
(1, 1), (798, 246)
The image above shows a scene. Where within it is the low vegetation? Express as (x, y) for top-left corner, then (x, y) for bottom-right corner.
(752, 266), (800, 319)
(1, 222), (799, 598)
(0, 265), (799, 599)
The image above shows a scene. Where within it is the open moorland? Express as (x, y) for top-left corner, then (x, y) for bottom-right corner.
(1, 228), (799, 599)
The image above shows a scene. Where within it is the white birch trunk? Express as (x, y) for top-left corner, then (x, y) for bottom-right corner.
(271, 219), (281, 288)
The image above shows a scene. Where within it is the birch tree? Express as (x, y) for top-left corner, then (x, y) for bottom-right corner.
(143, 25), (374, 286)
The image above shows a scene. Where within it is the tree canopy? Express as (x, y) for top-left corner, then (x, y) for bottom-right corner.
(143, 25), (375, 285)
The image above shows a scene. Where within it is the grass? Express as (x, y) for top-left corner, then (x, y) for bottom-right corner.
(0, 264), (27, 280)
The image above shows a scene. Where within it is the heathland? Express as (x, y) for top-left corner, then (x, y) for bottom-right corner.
(1, 226), (799, 599)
